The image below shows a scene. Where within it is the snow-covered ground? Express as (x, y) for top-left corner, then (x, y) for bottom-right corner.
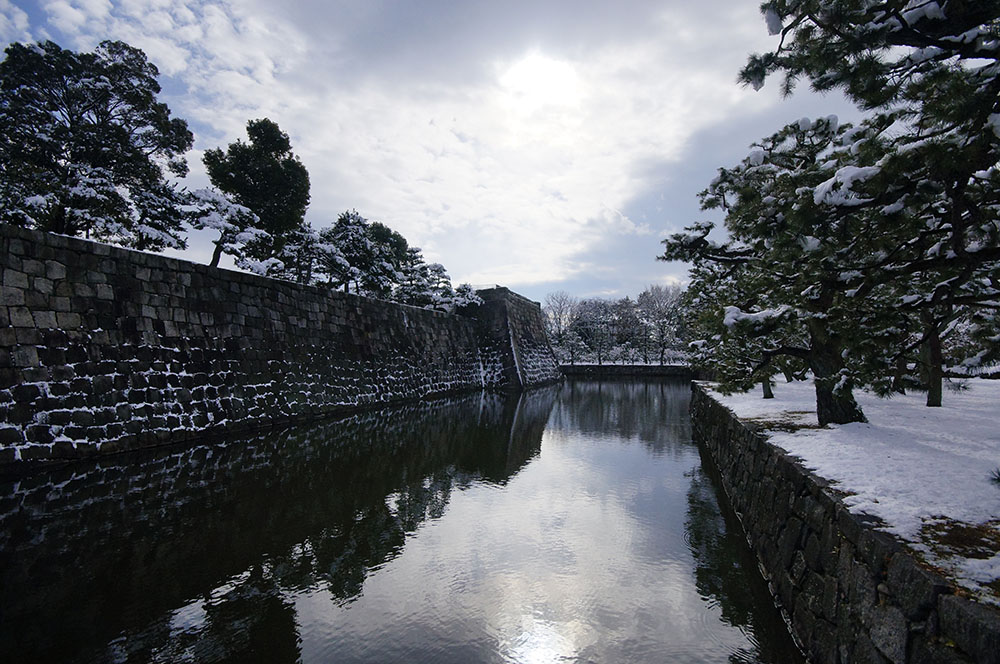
(703, 378), (1000, 604)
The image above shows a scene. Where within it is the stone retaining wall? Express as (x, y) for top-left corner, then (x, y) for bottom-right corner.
(0, 224), (560, 467)
(691, 383), (1000, 664)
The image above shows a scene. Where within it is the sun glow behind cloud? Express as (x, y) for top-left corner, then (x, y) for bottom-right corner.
(499, 52), (583, 115)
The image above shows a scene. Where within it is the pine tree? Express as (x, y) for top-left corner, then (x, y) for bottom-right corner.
(184, 188), (262, 268)
(0, 40), (193, 249)
(743, 1), (1000, 406)
(203, 118), (310, 263)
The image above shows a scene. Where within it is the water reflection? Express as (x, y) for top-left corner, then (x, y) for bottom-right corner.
(0, 387), (558, 664)
(548, 378), (692, 454)
(0, 379), (802, 663)
(686, 463), (805, 664)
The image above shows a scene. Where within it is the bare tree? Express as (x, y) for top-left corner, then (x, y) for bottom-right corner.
(543, 291), (579, 346)
(638, 285), (684, 365)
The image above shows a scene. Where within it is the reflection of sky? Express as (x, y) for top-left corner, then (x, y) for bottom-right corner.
(291, 418), (756, 663)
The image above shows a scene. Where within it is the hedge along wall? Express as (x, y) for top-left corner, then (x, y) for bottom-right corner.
(0, 224), (562, 467)
(691, 383), (1000, 664)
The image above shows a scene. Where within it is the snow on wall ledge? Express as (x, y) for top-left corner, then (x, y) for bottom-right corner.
(0, 224), (562, 468)
(691, 383), (1000, 664)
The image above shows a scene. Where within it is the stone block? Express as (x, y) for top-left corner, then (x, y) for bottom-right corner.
(939, 595), (1000, 664)
(1, 286), (25, 306)
(12, 346), (39, 367)
(3, 269), (28, 289)
(32, 276), (54, 295)
(868, 604), (908, 664)
(56, 312), (81, 328)
(20, 444), (52, 461)
(886, 554), (950, 621)
(32, 310), (57, 328)
(9, 306), (34, 328)
(859, 527), (901, 577)
(851, 631), (893, 664)
(45, 260), (67, 280)
(21, 258), (45, 276)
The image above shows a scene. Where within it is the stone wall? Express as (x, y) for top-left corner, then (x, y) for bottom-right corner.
(0, 224), (560, 467)
(477, 286), (562, 388)
(691, 383), (1000, 664)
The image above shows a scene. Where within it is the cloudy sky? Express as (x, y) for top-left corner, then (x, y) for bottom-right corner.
(1, 0), (859, 302)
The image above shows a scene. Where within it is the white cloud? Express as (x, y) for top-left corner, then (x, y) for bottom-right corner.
(0, 0), (31, 43)
(5, 0), (851, 298)
(43, 1), (88, 34)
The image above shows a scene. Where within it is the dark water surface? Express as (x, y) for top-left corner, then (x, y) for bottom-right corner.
(0, 379), (803, 663)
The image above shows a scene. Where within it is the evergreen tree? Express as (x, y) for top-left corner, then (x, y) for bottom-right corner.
(203, 118), (310, 263)
(319, 210), (370, 292)
(272, 222), (344, 285)
(185, 188), (263, 268)
(392, 246), (475, 312)
(743, 1), (1000, 406)
(363, 221), (410, 298)
(662, 116), (876, 424)
(0, 40), (193, 249)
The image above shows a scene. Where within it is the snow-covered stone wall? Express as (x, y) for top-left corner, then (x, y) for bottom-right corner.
(475, 287), (563, 388)
(691, 383), (1000, 664)
(0, 225), (560, 467)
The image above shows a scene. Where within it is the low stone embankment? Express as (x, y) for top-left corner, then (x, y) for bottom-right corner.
(691, 383), (1000, 664)
(559, 364), (693, 378)
(0, 224), (561, 468)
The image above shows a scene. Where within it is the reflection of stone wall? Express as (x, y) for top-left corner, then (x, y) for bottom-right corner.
(0, 386), (559, 663)
(691, 383), (1000, 664)
(0, 225), (561, 466)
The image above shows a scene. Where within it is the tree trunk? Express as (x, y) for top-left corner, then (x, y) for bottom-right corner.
(890, 354), (907, 395)
(925, 321), (943, 408)
(808, 321), (866, 425)
(762, 378), (774, 399)
(813, 376), (866, 425)
(782, 367), (796, 383)
(210, 240), (224, 268)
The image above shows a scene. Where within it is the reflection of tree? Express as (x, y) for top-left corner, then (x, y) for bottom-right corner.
(0, 386), (558, 663)
(551, 379), (691, 454)
(684, 462), (805, 664)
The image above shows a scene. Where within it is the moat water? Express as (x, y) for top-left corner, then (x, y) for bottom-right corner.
(0, 379), (803, 663)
